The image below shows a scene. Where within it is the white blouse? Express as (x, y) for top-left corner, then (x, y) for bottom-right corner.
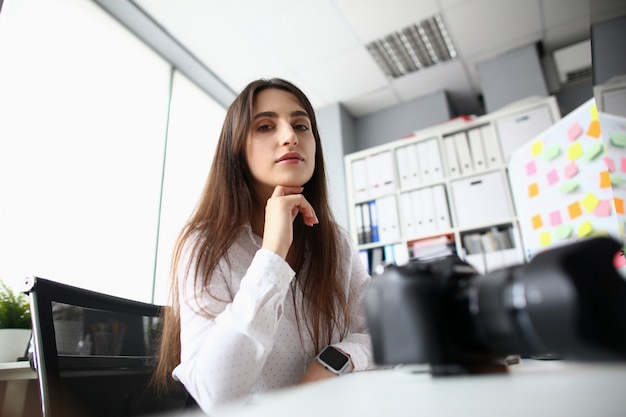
(172, 224), (373, 415)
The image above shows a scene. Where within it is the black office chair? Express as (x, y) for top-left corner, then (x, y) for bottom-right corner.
(23, 276), (193, 417)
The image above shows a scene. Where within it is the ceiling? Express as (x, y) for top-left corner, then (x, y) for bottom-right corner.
(102, 0), (593, 118)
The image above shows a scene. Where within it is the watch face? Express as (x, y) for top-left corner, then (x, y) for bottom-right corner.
(319, 346), (349, 371)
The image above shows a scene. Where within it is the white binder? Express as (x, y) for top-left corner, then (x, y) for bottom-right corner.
(427, 138), (444, 182)
(365, 153), (382, 198)
(418, 187), (437, 236)
(395, 146), (411, 190)
(361, 202), (372, 243)
(406, 143), (421, 188)
(399, 192), (416, 238)
(355, 204), (365, 244)
(453, 131), (474, 175)
(480, 124), (502, 168)
(377, 195), (400, 242)
(432, 184), (451, 231)
(467, 128), (487, 172)
(410, 189), (425, 237)
(351, 159), (369, 201)
(378, 150), (396, 195)
(417, 141), (432, 185)
(443, 136), (461, 178)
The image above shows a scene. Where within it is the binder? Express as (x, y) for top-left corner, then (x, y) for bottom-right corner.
(351, 159), (369, 201)
(406, 143), (421, 188)
(378, 150), (396, 195)
(395, 146), (411, 190)
(432, 184), (451, 231)
(417, 140), (432, 185)
(410, 189), (425, 237)
(453, 132), (474, 175)
(365, 153), (382, 198)
(467, 128), (487, 172)
(480, 124), (502, 168)
(418, 187), (437, 236)
(443, 136), (461, 178)
(369, 200), (380, 243)
(355, 204), (365, 244)
(361, 203), (372, 243)
(400, 192), (416, 237)
(378, 195), (400, 242)
(427, 138), (444, 182)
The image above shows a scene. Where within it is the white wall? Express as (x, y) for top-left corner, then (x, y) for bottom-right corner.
(0, 0), (225, 303)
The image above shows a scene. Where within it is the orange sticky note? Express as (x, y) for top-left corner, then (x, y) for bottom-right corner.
(528, 182), (539, 197)
(568, 201), (583, 219)
(615, 197), (625, 215)
(587, 120), (601, 138)
(600, 171), (611, 188)
(531, 214), (543, 230)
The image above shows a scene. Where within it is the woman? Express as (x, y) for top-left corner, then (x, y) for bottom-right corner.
(154, 78), (373, 414)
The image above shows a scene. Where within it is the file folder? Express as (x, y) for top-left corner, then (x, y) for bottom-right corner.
(361, 202), (372, 243)
(399, 192), (417, 238)
(351, 159), (369, 201)
(355, 204), (365, 244)
(369, 200), (380, 243)
(395, 146), (411, 190)
(432, 184), (451, 231)
(378, 150), (396, 195)
(418, 187), (437, 236)
(410, 189), (425, 237)
(407, 143), (421, 188)
(417, 141), (432, 185)
(480, 124), (502, 168)
(427, 138), (444, 182)
(365, 153), (382, 198)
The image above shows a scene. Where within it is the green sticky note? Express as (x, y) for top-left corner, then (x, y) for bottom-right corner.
(560, 181), (580, 193)
(610, 174), (626, 186)
(544, 144), (561, 161)
(610, 132), (626, 148)
(554, 224), (573, 239)
(584, 141), (604, 161)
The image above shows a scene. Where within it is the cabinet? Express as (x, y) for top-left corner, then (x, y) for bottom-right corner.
(344, 96), (561, 275)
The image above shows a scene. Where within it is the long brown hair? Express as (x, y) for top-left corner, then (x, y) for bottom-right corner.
(153, 78), (350, 390)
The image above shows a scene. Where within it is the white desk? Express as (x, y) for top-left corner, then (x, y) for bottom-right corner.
(210, 360), (626, 417)
(0, 361), (38, 417)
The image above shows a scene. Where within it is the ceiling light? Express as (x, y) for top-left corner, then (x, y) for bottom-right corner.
(366, 15), (457, 79)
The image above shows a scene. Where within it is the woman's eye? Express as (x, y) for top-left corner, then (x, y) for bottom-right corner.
(294, 124), (309, 131)
(257, 124), (272, 132)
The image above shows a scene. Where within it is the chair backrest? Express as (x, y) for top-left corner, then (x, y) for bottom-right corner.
(23, 276), (190, 417)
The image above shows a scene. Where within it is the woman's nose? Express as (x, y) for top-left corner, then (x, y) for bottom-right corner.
(280, 123), (298, 146)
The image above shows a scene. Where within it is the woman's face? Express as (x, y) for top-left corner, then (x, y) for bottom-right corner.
(245, 88), (316, 200)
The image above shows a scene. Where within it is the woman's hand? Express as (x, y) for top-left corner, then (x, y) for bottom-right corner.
(262, 185), (319, 259)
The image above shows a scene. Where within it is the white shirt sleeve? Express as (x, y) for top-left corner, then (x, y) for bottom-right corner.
(173, 246), (295, 415)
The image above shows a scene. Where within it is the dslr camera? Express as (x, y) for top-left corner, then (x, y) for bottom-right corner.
(366, 236), (626, 374)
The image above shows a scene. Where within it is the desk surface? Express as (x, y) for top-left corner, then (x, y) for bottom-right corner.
(0, 361), (37, 381)
(210, 360), (626, 417)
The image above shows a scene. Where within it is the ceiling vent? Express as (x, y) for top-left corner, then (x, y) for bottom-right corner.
(553, 40), (592, 84)
(366, 15), (457, 80)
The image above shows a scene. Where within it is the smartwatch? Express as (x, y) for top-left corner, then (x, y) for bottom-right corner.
(316, 345), (352, 375)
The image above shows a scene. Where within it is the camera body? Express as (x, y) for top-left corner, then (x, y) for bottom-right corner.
(366, 237), (626, 373)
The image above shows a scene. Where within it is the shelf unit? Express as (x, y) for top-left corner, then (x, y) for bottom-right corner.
(345, 96), (561, 275)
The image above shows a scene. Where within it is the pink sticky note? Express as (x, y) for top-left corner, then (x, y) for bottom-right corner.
(525, 160), (537, 176)
(567, 122), (583, 141)
(546, 169), (559, 186)
(594, 199), (612, 217)
(604, 156), (616, 172)
(564, 162), (578, 179)
(622, 157), (626, 173)
(549, 210), (562, 226)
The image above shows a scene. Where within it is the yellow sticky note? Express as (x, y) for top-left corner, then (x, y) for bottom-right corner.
(528, 182), (539, 198)
(568, 201), (583, 219)
(578, 220), (593, 237)
(531, 141), (543, 157)
(586, 120), (601, 138)
(582, 192), (599, 213)
(600, 171), (611, 188)
(568, 142), (583, 161)
(539, 231), (552, 247)
(531, 214), (543, 230)
(591, 104), (598, 120)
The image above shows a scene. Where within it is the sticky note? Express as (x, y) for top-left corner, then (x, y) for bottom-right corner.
(531, 141), (543, 157)
(549, 210), (562, 226)
(582, 192), (599, 213)
(528, 182), (539, 198)
(554, 224), (573, 239)
(568, 201), (583, 219)
(611, 174), (626, 186)
(600, 171), (611, 188)
(594, 199), (612, 217)
(584, 141), (604, 161)
(531, 214), (543, 230)
(578, 220), (593, 237)
(567, 122), (583, 141)
(525, 160), (537, 176)
(544, 144), (561, 161)
(586, 120), (601, 138)
(591, 104), (598, 120)
(564, 162), (578, 179)
(603, 156), (616, 172)
(611, 133), (626, 148)
(568, 142), (583, 161)
(622, 157), (626, 173)
(539, 231), (552, 247)
(616, 197), (625, 215)
(560, 181), (579, 193)
(546, 169), (559, 186)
